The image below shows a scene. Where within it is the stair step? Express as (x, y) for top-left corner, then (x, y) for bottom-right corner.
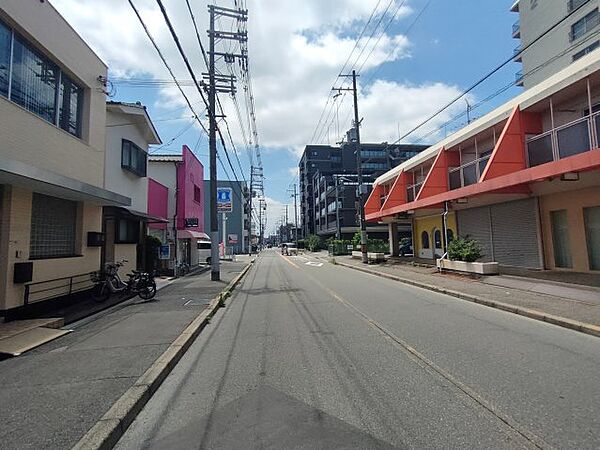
(0, 327), (71, 356)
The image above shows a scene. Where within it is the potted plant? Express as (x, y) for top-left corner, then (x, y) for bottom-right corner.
(437, 236), (499, 275)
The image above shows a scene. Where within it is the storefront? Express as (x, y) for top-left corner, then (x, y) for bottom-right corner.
(414, 213), (457, 260)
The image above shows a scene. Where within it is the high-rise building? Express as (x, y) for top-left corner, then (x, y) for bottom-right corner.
(299, 142), (428, 239)
(512, 0), (600, 89)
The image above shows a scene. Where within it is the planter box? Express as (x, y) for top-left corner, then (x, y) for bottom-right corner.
(351, 251), (385, 262)
(437, 258), (499, 275)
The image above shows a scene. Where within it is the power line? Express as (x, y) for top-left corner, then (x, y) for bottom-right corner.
(393, 0), (593, 145)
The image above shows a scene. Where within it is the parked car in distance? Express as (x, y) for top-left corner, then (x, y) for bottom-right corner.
(399, 241), (413, 256)
(198, 239), (211, 264)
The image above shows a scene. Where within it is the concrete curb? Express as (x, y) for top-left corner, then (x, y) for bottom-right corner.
(71, 261), (255, 450)
(333, 260), (600, 340)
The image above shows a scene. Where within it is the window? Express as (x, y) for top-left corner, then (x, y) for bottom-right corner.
(361, 150), (386, 158)
(0, 20), (84, 137)
(116, 219), (139, 244)
(446, 229), (454, 244)
(584, 207), (600, 270)
(30, 193), (77, 259)
(198, 241), (211, 250)
(421, 231), (430, 249)
(550, 210), (573, 268)
(570, 9), (599, 41)
(573, 40), (599, 60)
(194, 184), (201, 203)
(434, 230), (442, 249)
(121, 139), (147, 177)
(0, 21), (10, 97)
(11, 36), (59, 124)
(58, 74), (83, 136)
(361, 162), (387, 170)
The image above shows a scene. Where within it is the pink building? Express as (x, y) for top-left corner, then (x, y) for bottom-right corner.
(147, 146), (208, 270)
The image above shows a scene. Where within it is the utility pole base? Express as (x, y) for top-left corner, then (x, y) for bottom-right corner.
(211, 271), (220, 281)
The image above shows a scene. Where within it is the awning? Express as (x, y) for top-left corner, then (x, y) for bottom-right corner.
(0, 158), (130, 206)
(104, 206), (169, 223)
(177, 230), (210, 241)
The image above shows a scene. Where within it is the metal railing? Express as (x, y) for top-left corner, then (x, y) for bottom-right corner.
(448, 155), (491, 190)
(24, 271), (96, 305)
(406, 182), (423, 202)
(513, 44), (522, 61)
(512, 20), (520, 36)
(526, 111), (599, 167)
(515, 70), (524, 85)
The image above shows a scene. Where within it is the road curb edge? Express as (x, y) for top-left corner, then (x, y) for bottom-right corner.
(71, 260), (255, 450)
(334, 260), (600, 339)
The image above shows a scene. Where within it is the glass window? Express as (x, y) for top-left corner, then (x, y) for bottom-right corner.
(550, 210), (573, 268)
(116, 219), (139, 244)
(584, 207), (600, 270)
(0, 21), (11, 97)
(30, 193), (77, 259)
(121, 139), (147, 177)
(571, 9), (599, 41)
(58, 74), (82, 136)
(11, 36), (59, 123)
(421, 231), (430, 249)
(446, 229), (454, 244)
(573, 40), (599, 61)
(434, 230), (442, 249)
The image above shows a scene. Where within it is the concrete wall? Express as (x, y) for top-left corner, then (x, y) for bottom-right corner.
(0, 1), (107, 187)
(519, 0), (600, 89)
(105, 109), (149, 212)
(540, 186), (600, 272)
(148, 178), (169, 231)
(148, 160), (178, 235)
(0, 186), (103, 311)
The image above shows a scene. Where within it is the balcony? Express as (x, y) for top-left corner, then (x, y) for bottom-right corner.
(512, 20), (520, 38)
(515, 70), (524, 86)
(513, 44), (522, 62)
(448, 155), (491, 190)
(526, 112), (599, 167)
(406, 182), (423, 203)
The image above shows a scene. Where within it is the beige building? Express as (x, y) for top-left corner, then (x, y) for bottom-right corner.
(103, 102), (162, 277)
(0, 1), (129, 318)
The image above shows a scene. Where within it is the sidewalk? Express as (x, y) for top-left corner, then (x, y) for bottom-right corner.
(0, 260), (250, 450)
(324, 254), (600, 334)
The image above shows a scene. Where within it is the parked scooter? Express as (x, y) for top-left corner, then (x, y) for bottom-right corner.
(91, 259), (156, 302)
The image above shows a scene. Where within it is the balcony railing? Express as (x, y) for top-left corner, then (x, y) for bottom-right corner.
(406, 182), (423, 202)
(515, 70), (524, 86)
(448, 155), (491, 190)
(512, 20), (520, 37)
(513, 44), (522, 61)
(526, 112), (599, 167)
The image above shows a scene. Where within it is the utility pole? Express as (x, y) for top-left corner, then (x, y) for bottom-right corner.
(248, 170), (253, 255)
(334, 70), (367, 263)
(288, 184), (299, 247)
(206, 4), (247, 280)
(284, 204), (289, 242)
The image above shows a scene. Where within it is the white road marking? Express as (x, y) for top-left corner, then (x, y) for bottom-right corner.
(305, 261), (323, 267)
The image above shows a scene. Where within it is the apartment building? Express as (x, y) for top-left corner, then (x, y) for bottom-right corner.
(513, 0), (600, 88)
(202, 180), (247, 255)
(103, 101), (163, 276)
(299, 142), (428, 239)
(0, 1), (129, 318)
(148, 146), (206, 271)
(365, 52), (600, 273)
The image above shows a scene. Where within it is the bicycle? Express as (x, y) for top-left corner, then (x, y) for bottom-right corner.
(91, 259), (157, 302)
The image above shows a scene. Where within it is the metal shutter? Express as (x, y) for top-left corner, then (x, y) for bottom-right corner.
(456, 207), (493, 262)
(490, 198), (542, 268)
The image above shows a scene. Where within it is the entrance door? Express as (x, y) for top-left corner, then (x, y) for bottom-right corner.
(433, 228), (443, 258)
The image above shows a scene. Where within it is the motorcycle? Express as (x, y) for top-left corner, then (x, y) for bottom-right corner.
(91, 259), (157, 302)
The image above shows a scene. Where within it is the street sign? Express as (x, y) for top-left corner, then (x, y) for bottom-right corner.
(228, 234), (238, 244)
(217, 187), (233, 212)
(184, 218), (199, 228)
(159, 244), (170, 260)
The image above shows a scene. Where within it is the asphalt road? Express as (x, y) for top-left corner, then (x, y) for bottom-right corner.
(117, 250), (600, 449)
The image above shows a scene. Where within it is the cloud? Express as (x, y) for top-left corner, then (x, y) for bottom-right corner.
(49, 0), (450, 156)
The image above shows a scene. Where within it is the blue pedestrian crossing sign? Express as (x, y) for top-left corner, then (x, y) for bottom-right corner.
(217, 187), (233, 212)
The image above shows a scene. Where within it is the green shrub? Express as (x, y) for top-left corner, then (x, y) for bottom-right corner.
(447, 236), (483, 263)
(306, 234), (323, 252)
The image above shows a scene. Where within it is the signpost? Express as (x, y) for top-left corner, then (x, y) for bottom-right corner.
(217, 187), (233, 260)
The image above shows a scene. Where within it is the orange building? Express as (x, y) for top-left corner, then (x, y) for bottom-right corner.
(366, 51), (600, 273)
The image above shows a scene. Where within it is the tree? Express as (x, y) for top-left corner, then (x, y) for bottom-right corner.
(305, 234), (323, 252)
